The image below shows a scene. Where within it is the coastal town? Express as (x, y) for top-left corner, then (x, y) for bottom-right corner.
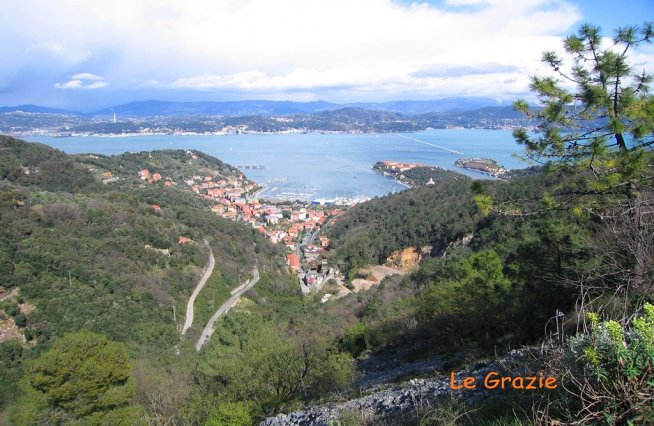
(148, 156), (506, 297)
(135, 160), (347, 296)
(89, 149), (507, 300)
(1, 104), (535, 137)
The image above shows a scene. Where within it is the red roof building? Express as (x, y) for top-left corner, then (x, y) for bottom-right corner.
(207, 188), (226, 197)
(287, 254), (300, 271)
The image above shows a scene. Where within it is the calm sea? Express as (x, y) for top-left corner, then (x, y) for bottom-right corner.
(27, 130), (529, 201)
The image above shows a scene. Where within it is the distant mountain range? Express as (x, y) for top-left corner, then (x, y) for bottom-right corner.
(0, 105), (78, 115)
(0, 97), (511, 118)
(0, 104), (533, 135)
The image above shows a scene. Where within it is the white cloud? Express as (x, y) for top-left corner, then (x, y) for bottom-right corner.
(444, 0), (489, 5)
(6, 0), (646, 102)
(71, 73), (104, 81)
(55, 73), (107, 89)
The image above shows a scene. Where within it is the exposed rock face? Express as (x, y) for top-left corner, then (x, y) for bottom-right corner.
(261, 348), (535, 426)
(432, 233), (474, 259)
(385, 234), (474, 272)
(385, 246), (431, 272)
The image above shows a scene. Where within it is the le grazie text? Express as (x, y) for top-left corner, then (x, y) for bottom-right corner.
(450, 372), (557, 391)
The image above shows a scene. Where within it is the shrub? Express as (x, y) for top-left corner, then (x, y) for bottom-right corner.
(3, 302), (20, 318)
(553, 304), (654, 425)
(13, 312), (27, 327)
(204, 401), (252, 426)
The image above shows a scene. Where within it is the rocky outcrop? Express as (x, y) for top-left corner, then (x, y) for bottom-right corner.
(385, 245), (432, 272)
(384, 233), (475, 272)
(432, 232), (474, 259)
(261, 348), (535, 426)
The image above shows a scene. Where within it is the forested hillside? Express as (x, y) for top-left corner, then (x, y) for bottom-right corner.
(0, 136), (355, 424)
(327, 179), (478, 273)
(326, 167), (581, 349)
(315, 23), (654, 425)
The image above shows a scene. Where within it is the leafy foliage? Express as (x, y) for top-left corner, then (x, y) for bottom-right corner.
(0, 135), (93, 192)
(542, 305), (654, 425)
(199, 311), (356, 415)
(204, 401), (253, 426)
(401, 166), (466, 186)
(9, 331), (139, 425)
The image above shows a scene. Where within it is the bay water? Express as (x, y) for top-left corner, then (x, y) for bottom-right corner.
(28, 129), (529, 201)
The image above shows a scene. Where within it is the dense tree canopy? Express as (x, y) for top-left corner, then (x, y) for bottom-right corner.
(10, 331), (139, 425)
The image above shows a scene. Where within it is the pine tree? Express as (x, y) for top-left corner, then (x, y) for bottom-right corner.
(513, 22), (654, 213)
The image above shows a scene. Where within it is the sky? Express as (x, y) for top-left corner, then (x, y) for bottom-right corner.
(1, 0), (653, 111)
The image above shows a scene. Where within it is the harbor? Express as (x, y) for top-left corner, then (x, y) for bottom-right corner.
(28, 129), (524, 201)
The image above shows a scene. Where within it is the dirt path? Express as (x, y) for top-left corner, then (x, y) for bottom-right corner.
(181, 239), (215, 335)
(195, 265), (259, 351)
(351, 265), (405, 292)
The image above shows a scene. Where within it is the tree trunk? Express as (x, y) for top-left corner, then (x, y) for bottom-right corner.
(615, 132), (627, 151)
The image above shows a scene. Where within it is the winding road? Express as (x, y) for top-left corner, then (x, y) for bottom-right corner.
(181, 239), (215, 335)
(195, 265), (260, 352)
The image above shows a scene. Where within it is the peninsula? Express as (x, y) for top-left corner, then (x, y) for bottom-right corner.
(454, 157), (507, 178)
(373, 160), (469, 187)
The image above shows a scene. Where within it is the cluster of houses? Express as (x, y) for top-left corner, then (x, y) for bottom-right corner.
(205, 195), (344, 292)
(139, 165), (345, 291)
(378, 160), (423, 173)
(139, 168), (175, 187)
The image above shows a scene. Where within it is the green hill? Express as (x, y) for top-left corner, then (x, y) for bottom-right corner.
(0, 136), (354, 424)
(1, 133), (651, 425)
(325, 169), (585, 355)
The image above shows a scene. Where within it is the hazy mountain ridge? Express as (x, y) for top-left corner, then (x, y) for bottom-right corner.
(1, 105), (531, 135)
(1, 97), (510, 118)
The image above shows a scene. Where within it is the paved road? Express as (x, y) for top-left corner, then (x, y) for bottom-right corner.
(195, 265), (260, 352)
(181, 239), (215, 335)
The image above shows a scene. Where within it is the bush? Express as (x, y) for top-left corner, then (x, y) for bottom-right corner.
(204, 401), (252, 426)
(3, 302), (20, 318)
(13, 312), (27, 327)
(8, 331), (139, 424)
(551, 304), (654, 425)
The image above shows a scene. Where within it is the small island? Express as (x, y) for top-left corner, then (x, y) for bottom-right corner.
(454, 157), (507, 178)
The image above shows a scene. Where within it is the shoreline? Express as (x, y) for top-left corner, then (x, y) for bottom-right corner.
(9, 127), (521, 139)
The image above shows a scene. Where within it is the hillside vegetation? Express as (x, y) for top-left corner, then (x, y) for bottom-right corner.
(2, 36), (654, 422)
(0, 135), (355, 424)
